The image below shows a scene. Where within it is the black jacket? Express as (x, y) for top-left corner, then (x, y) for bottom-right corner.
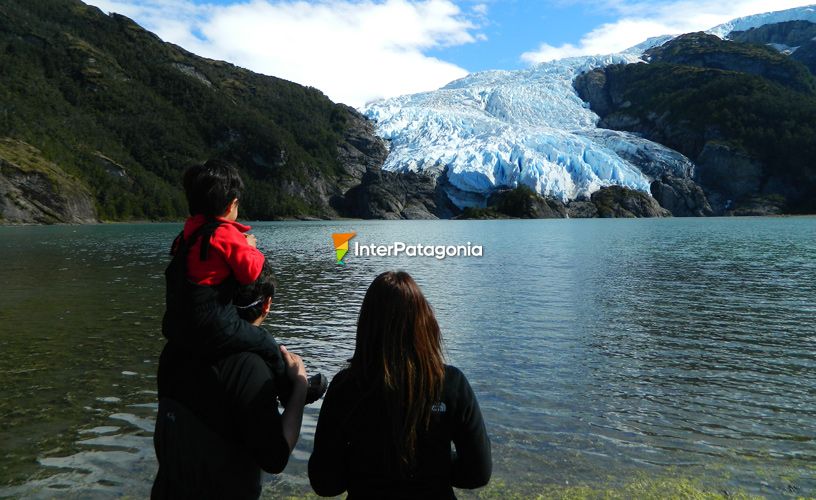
(308, 365), (491, 499)
(152, 341), (291, 499)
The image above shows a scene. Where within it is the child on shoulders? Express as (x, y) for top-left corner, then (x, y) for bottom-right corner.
(162, 159), (325, 405)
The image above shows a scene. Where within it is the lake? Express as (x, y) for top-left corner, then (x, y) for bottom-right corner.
(0, 218), (814, 498)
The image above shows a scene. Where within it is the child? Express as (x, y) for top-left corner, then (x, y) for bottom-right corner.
(162, 159), (325, 405)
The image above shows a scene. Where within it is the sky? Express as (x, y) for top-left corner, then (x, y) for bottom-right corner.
(82, 0), (816, 107)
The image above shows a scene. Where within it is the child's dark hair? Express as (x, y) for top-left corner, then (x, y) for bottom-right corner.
(234, 261), (277, 322)
(183, 159), (244, 217)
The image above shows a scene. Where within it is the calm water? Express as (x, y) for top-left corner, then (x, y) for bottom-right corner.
(0, 218), (814, 498)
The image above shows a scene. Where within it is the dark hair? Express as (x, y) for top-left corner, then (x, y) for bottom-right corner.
(234, 261), (277, 322)
(350, 271), (445, 470)
(183, 159), (244, 217)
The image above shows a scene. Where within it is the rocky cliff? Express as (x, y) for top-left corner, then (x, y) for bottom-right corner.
(0, 139), (97, 223)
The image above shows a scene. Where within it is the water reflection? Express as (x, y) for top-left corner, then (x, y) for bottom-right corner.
(1, 218), (815, 497)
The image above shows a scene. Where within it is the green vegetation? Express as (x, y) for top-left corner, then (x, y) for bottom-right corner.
(589, 33), (816, 213)
(645, 32), (816, 92)
(0, 0), (358, 220)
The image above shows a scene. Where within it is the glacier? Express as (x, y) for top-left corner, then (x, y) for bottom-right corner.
(361, 6), (816, 208)
(708, 5), (816, 38)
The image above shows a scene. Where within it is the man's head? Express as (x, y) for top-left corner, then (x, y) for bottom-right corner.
(183, 159), (244, 218)
(234, 261), (277, 323)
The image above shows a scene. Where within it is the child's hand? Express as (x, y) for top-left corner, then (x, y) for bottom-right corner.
(245, 233), (257, 248)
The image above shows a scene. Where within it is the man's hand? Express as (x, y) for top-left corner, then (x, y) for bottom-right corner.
(245, 233), (257, 248)
(281, 345), (307, 385)
(280, 345), (308, 453)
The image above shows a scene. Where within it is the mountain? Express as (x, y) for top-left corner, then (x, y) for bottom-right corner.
(4, 2), (814, 222)
(363, 5), (816, 216)
(575, 31), (816, 214)
(0, 0), (449, 223)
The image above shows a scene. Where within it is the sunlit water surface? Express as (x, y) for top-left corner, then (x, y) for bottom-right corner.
(0, 218), (814, 498)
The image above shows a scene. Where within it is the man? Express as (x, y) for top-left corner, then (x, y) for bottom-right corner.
(152, 268), (308, 499)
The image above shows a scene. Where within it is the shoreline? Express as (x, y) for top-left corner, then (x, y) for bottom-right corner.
(2, 213), (816, 227)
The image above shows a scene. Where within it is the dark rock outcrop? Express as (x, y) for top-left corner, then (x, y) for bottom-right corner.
(331, 108), (458, 220)
(339, 169), (457, 220)
(0, 139), (97, 223)
(695, 142), (762, 202)
(572, 69), (614, 117)
(590, 186), (671, 218)
(566, 200), (599, 218)
(458, 185), (669, 219)
(334, 105), (389, 192)
(485, 186), (568, 219)
(727, 195), (786, 216)
(650, 175), (713, 217)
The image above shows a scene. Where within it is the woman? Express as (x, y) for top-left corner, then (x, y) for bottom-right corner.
(309, 271), (492, 499)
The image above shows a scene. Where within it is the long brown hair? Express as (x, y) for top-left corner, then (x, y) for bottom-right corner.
(350, 271), (445, 469)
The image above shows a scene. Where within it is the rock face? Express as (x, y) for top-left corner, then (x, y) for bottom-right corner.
(485, 187), (568, 219)
(340, 169), (457, 220)
(334, 105), (389, 193)
(330, 108), (457, 220)
(696, 142), (763, 202)
(727, 195), (786, 216)
(650, 175), (713, 217)
(591, 186), (672, 218)
(566, 200), (599, 219)
(0, 139), (97, 223)
(457, 185), (669, 219)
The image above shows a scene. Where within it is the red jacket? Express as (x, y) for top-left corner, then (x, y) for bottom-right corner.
(183, 215), (264, 286)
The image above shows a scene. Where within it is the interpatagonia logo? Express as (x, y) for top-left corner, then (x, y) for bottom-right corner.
(332, 232), (357, 265)
(331, 231), (483, 265)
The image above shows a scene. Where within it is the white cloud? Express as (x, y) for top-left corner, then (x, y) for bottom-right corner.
(84, 0), (483, 107)
(522, 0), (816, 64)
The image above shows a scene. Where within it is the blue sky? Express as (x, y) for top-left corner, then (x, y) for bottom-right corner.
(83, 0), (816, 106)
(427, 2), (618, 71)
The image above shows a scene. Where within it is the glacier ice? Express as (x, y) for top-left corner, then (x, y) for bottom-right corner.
(361, 6), (816, 208)
(363, 54), (686, 206)
(708, 5), (816, 39)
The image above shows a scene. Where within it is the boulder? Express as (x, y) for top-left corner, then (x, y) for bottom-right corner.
(650, 175), (713, 217)
(566, 200), (599, 218)
(340, 169), (457, 220)
(590, 186), (671, 218)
